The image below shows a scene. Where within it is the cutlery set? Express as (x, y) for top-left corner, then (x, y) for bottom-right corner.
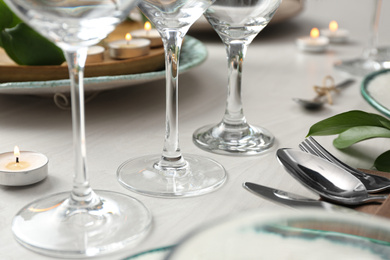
(245, 137), (390, 210)
(300, 136), (390, 192)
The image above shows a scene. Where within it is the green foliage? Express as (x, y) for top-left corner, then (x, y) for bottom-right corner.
(0, 1), (65, 65)
(307, 110), (390, 172)
(1, 23), (64, 65)
(307, 110), (390, 136)
(0, 0), (21, 31)
(375, 151), (390, 172)
(333, 126), (390, 149)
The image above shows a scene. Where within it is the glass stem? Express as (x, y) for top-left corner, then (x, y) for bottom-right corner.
(222, 42), (248, 126)
(64, 49), (96, 206)
(365, 0), (382, 58)
(157, 32), (187, 171)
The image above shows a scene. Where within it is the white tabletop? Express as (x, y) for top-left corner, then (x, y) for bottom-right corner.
(1, 0), (390, 259)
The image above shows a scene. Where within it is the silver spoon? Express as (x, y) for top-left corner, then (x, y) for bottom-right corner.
(293, 78), (355, 110)
(276, 148), (387, 205)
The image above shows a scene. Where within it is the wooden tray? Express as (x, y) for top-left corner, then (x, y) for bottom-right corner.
(0, 36), (207, 96)
(0, 21), (165, 83)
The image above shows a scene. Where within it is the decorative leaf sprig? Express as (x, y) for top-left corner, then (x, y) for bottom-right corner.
(307, 110), (390, 172)
(0, 0), (64, 65)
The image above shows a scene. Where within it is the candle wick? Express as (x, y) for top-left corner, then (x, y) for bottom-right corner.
(16, 157), (19, 163)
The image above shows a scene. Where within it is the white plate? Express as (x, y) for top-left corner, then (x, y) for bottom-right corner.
(123, 246), (172, 260)
(167, 210), (390, 260)
(0, 36), (207, 96)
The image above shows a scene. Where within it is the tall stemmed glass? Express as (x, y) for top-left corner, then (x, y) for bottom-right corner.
(117, 0), (226, 197)
(193, 0), (281, 156)
(335, 0), (390, 76)
(5, 0), (151, 257)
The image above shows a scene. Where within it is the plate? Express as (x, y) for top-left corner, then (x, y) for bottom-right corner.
(0, 36), (207, 96)
(123, 246), (173, 260)
(167, 210), (390, 259)
(361, 69), (390, 118)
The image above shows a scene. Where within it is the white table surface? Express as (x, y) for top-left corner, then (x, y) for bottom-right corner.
(1, 0), (390, 259)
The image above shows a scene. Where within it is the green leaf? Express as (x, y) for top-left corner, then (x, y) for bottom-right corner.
(377, 116), (390, 130)
(0, 0), (22, 47)
(333, 126), (390, 148)
(374, 150), (390, 172)
(0, 23), (64, 65)
(0, 0), (22, 31)
(0, 29), (21, 63)
(307, 110), (390, 136)
(0, 1), (64, 65)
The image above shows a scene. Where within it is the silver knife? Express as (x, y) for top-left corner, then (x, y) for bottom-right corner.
(243, 182), (350, 212)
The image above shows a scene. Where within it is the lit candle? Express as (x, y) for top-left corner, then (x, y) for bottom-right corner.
(296, 28), (329, 53)
(108, 33), (151, 59)
(86, 45), (105, 64)
(126, 32), (132, 44)
(0, 146), (48, 186)
(131, 21), (163, 48)
(321, 21), (349, 43)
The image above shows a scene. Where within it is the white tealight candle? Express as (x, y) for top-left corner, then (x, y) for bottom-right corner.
(0, 146), (48, 186)
(86, 45), (105, 64)
(296, 28), (329, 53)
(109, 33), (151, 59)
(321, 20), (349, 43)
(131, 21), (163, 48)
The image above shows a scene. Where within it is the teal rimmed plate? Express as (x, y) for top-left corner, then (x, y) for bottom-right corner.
(167, 210), (390, 259)
(361, 69), (390, 118)
(123, 246), (173, 260)
(0, 36), (207, 96)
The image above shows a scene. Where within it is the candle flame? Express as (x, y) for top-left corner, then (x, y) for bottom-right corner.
(329, 20), (338, 32)
(14, 146), (20, 157)
(310, 28), (320, 39)
(125, 33), (132, 42)
(144, 21), (152, 31)
(14, 145), (20, 163)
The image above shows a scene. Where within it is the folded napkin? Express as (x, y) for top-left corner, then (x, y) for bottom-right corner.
(353, 169), (390, 219)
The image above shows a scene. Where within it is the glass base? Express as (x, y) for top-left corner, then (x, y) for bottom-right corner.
(193, 122), (275, 156)
(117, 154), (226, 197)
(334, 47), (390, 77)
(12, 190), (152, 258)
(334, 58), (383, 77)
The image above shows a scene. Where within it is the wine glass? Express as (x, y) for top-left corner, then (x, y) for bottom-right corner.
(192, 0), (281, 156)
(117, 0), (227, 197)
(5, 0), (152, 257)
(335, 0), (390, 76)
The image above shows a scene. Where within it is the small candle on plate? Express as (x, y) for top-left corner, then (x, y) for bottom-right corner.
(0, 146), (48, 186)
(109, 33), (151, 59)
(86, 45), (105, 64)
(296, 27), (329, 53)
(131, 21), (163, 48)
(321, 20), (349, 43)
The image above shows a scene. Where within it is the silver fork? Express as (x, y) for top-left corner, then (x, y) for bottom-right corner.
(299, 136), (390, 193)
